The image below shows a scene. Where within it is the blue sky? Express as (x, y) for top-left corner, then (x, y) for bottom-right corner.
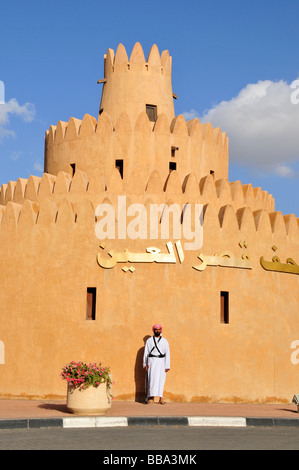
(0, 0), (298, 215)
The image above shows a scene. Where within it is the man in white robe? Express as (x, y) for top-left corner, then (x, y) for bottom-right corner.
(143, 323), (170, 404)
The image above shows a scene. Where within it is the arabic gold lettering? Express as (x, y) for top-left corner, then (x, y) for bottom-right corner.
(192, 251), (252, 271)
(260, 256), (299, 275)
(97, 242), (178, 269)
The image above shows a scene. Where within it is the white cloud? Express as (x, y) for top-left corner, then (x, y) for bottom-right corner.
(9, 151), (22, 161)
(182, 109), (199, 121)
(274, 164), (298, 178)
(183, 78), (299, 178)
(0, 98), (36, 142)
(33, 161), (43, 173)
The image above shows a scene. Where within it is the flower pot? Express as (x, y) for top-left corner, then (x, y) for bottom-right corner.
(66, 383), (111, 415)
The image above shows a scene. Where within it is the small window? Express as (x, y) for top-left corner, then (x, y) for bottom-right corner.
(115, 159), (124, 179)
(171, 146), (179, 158)
(86, 287), (96, 320)
(169, 161), (177, 172)
(220, 291), (229, 324)
(70, 163), (76, 176)
(210, 170), (215, 177)
(146, 104), (157, 122)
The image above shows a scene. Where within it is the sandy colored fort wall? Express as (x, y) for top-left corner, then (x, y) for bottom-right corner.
(44, 112), (229, 188)
(0, 169), (275, 214)
(0, 42), (298, 403)
(0, 169), (298, 402)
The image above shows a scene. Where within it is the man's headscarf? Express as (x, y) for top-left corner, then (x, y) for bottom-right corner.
(152, 323), (163, 332)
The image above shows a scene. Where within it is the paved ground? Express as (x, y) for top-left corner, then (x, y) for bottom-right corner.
(0, 399), (298, 451)
(0, 398), (298, 422)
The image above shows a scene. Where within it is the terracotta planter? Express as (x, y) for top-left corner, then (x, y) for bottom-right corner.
(66, 383), (111, 415)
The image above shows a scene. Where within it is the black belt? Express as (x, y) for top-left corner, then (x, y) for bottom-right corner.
(148, 353), (165, 358)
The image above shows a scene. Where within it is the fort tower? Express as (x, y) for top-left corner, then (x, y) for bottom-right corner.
(99, 43), (175, 127)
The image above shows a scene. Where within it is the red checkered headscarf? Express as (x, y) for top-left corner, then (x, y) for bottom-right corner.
(152, 323), (163, 332)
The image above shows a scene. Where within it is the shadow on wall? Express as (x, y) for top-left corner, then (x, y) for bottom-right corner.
(134, 335), (150, 402)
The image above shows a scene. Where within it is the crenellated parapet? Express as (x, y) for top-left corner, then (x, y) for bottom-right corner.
(44, 111), (229, 184)
(0, 168), (297, 248)
(1, 168), (275, 210)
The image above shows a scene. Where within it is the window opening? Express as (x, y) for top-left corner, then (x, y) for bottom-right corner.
(169, 161), (177, 172)
(171, 146), (179, 158)
(86, 287), (96, 320)
(220, 291), (229, 324)
(70, 163), (76, 176)
(115, 159), (124, 179)
(146, 104), (157, 122)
